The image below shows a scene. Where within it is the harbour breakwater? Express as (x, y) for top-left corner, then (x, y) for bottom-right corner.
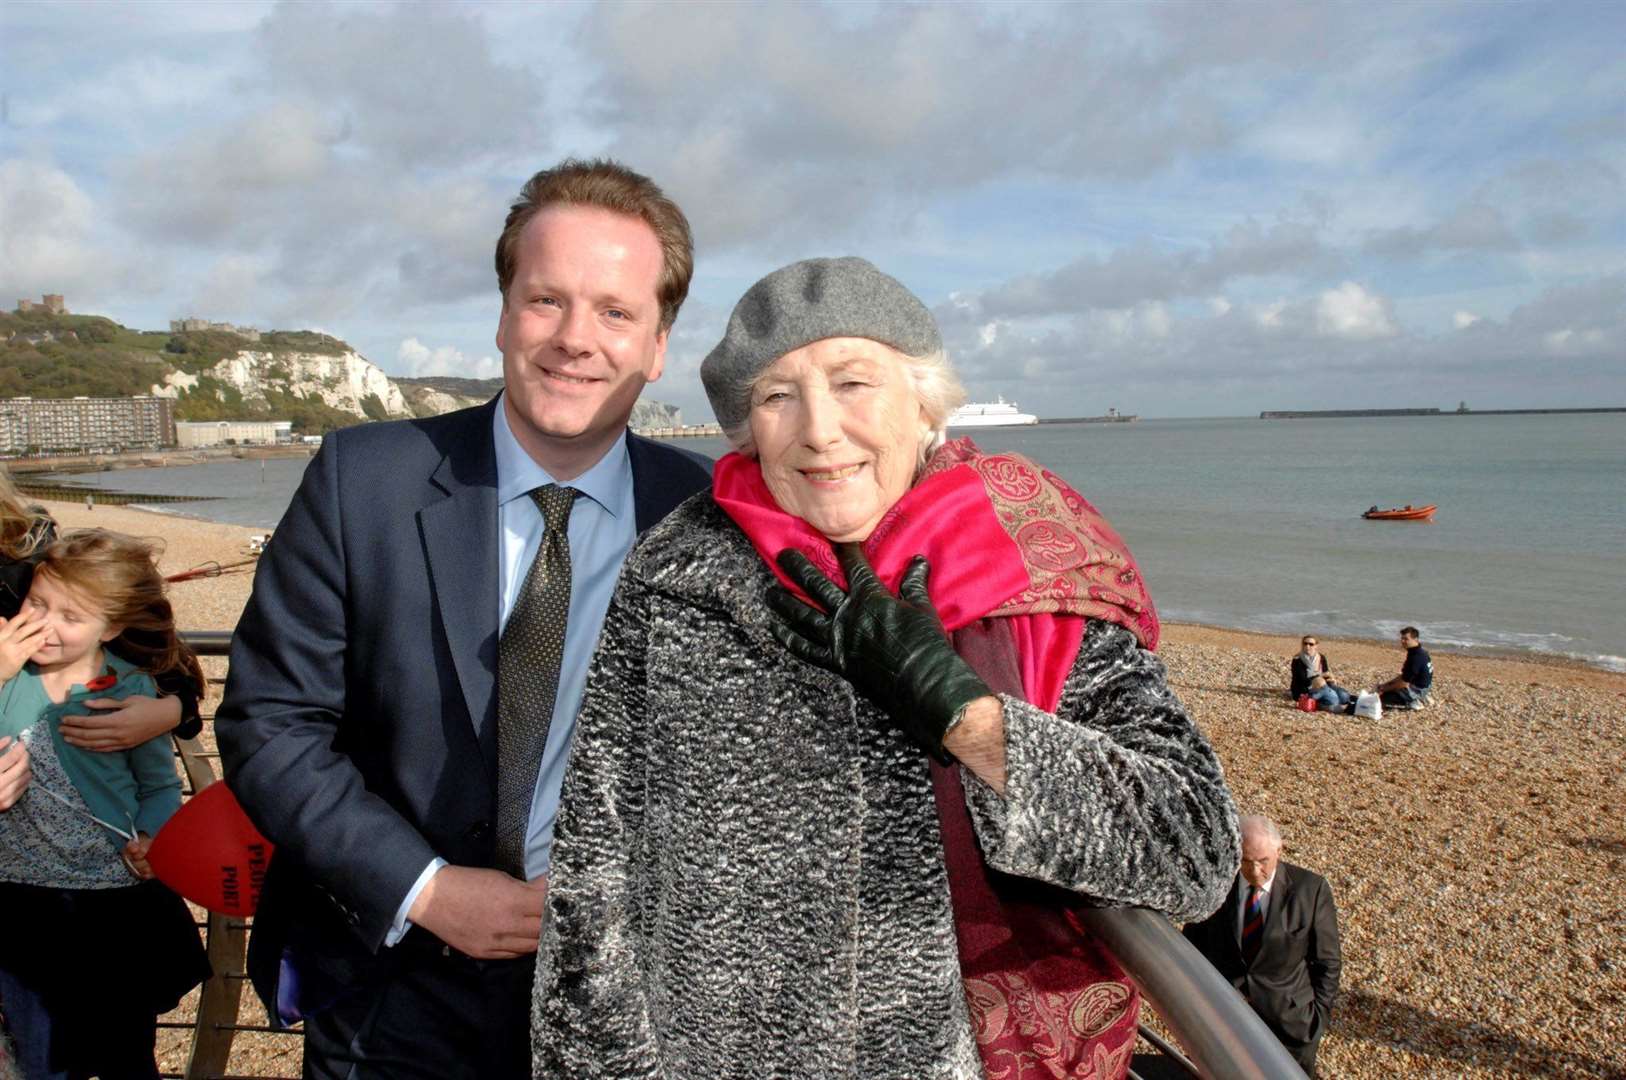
(1261, 406), (1626, 419)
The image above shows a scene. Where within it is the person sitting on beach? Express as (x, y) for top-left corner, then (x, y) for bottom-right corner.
(1291, 636), (1351, 712)
(0, 529), (210, 1079)
(1, 467), (204, 752)
(1377, 626), (1433, 710)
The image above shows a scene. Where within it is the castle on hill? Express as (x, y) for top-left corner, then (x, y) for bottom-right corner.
(15, 293), (66, 315)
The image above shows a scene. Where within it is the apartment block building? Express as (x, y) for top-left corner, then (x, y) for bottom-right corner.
(0, 396), (177, 453)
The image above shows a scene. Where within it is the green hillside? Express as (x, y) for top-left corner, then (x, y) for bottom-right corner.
(1, 310), (363, 434)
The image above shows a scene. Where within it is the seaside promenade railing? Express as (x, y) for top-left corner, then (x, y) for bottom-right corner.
(167, 630), (1303, 1080)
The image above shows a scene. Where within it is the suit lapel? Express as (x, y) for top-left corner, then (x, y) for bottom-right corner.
(418, 404), (502, 777)
(1263, 863), (1294, 952)
(1221, 875), (1249, 966)
(627, 431), (710, 533)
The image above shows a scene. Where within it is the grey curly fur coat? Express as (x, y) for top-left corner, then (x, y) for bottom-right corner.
(532, 495), (1240, 1078)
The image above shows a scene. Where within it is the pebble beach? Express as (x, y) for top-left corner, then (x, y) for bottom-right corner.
(35, 500), (1624, 1079)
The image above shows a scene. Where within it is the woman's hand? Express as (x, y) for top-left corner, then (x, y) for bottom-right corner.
(0, 736), (31, 810)
(122, 832), (155, 880)
(59, 693), (183, 752)
(767, 543), (993, 764)
(0, 607), (47, 681)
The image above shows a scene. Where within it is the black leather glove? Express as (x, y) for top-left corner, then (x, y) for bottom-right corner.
(766, 542), (992, 764)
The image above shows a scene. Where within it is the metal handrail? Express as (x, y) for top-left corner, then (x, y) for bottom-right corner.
(182, 630), (235, 655)
(176, 629), (1303, 1079)
(1081, 907), (1305, 1078)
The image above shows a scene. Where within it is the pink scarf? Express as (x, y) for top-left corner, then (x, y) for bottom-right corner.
(714, 438), (1156, 1079)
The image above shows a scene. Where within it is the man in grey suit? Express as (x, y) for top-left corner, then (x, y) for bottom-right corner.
(1182, 814), (1342, 1076)
(216, 159), (712, 1078)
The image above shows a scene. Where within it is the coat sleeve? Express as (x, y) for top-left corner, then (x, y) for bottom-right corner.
(126, 676), (182, 837)
(1307, 874), (1342, 1022)
(214, 436), (437, 950)
(960, 619), (1241, 922)
(532, 574), (662, 1079)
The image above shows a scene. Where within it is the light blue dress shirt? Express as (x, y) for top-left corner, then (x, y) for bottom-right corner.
(388, 396), (638, 944)
(492, 400), (638, 880)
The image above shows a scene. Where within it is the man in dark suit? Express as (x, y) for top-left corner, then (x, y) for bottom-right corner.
(1182, 814), (1342, 1076)
(215, 159), (712, 1079)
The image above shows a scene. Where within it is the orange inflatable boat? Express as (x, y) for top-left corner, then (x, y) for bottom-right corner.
(1362, 504), (1436, 521)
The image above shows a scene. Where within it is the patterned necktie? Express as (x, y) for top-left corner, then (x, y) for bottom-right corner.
(1241, 885), (1266, 962)
(494, 484), (578, 878)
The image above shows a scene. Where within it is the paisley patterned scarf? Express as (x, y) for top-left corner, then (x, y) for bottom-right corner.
(713, 436), (1158, 1080)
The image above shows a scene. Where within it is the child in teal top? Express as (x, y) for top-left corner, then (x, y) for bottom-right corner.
(0, 652), (178, 858)
(0, 529), (208, 1080)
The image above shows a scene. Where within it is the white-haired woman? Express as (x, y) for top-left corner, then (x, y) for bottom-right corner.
(532, 257), (1240, 1079)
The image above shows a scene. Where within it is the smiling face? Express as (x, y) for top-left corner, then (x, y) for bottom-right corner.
(495, 204), (668, 480)
(748, 337), (929, 542)
(25, 570), (121, 676)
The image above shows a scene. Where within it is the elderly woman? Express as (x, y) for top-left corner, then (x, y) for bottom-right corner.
(532, 257), (1239, 1078)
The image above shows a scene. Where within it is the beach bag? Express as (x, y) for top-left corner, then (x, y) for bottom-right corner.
(1296, 694), (1318, 713)
(1354, 691), (1382, 720)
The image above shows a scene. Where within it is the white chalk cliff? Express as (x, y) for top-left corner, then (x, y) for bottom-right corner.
(151, 349), (412, 418)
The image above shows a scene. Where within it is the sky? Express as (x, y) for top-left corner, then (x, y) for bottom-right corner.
(2, 0), (1624, 421)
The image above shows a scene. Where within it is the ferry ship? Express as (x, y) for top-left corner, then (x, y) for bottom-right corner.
(947, 397), (1039, 427)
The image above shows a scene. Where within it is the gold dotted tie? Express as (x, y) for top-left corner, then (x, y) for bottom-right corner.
(494, 484), (578, 878)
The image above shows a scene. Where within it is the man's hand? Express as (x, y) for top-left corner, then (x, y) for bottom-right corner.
(0, 608), (47, 682)
(767, 543), (993, 764)
(60, 694), (183, 752)
(407, 865), (548, 959)
(0, 736), (31, 810)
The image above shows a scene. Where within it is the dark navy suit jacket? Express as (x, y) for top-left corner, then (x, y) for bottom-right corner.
(215, 399), (711, 1019)
(1182, 861), (1343, 1047)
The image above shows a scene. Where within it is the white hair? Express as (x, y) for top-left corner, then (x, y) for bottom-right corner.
(723, 346), (966, 473)
(1238, 814), (1283, 848)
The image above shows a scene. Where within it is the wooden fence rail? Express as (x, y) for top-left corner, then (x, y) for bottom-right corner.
(164, 632), (302, 1080)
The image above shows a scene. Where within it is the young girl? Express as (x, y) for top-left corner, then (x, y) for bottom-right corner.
(0, 467), (201, 753)
(0, 529), (209, 1080)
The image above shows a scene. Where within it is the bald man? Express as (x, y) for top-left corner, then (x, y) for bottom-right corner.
(1182, 815), (1342, 1076)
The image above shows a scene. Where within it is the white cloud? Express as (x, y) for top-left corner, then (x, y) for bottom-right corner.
(396, 338), (502, 380)
(1315, 282), (1396, 340)
(4, 1), (1625, 417)
(968, 217), (1330, 319)
(0, 157), (153, 305)
(1366, 202), (1519, 256)
(1255, 300), (1288, 329)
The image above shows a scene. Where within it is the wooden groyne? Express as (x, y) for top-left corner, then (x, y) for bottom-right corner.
(13, 481), (219, 506)
(5, 445), (315, 475)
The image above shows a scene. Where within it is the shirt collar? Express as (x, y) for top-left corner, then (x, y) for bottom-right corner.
(492, 391), (631, 517)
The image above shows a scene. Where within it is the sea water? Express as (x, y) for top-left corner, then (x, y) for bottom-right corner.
(40, 413), (1626, 670)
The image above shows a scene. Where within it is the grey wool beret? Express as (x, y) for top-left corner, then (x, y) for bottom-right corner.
(701, 256), (942, 431)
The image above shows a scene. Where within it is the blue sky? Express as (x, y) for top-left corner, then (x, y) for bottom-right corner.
(3, 0), (1623, 420)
